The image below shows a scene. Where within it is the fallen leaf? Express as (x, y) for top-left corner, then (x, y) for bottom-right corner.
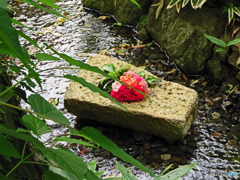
(182, 73), (188, 81)
(97, 16), (111, 20)
(213, 131), (220, 139)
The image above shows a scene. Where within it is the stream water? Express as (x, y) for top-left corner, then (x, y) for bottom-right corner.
(12, 0), (240, 179)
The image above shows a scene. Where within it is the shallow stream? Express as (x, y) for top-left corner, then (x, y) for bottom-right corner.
(12, 0), (240, 179)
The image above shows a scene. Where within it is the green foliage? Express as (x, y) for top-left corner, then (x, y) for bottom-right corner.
(204, 34), (240, 52)
(224, 3), (240, 24)
(140, 15), (147, 27)
(116, 161), (138, 180)
(80, 127), (155, 176)
(0, 0), (196, 179)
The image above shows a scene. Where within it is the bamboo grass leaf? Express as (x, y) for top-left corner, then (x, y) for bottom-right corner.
(233, 7), (240, 17)
(64, 75), (128, 111)
(204, 34), (226, 47)
(227, 37), (240, 46)
(182, 0), (190, 8)
(80, 127), (155, 177)
(54, 136), (97, 148)
(116, 162), (138, 180)
(167, 0), (181, 9)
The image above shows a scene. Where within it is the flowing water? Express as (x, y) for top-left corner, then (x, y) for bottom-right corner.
(12, 0), (240, 179)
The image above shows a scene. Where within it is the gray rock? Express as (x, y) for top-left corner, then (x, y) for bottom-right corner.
(64, 55), (198, 141)
(146, 0), (226, 74)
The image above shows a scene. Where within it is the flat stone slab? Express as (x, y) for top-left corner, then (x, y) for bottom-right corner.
(64, 55), (198, 141)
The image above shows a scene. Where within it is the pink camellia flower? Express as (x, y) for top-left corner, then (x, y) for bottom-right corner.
(135, 74), (144, 83)
(139, 79), (149, 95)
(120, 76), (137, 87)
(124, 71), (136, 78)
(112, 81), (122, 92)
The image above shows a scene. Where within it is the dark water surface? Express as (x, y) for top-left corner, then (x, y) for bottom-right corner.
(13, 0), (240, 179)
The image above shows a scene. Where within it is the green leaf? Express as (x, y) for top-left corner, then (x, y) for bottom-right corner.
(28, 94), (70, 125)
(16, 128), (30, 133)
(36, 53), (60, 61)
(228, 7), (234, 24)
(233, 7), (240, 17)
(102, 64), (115, 73)
(0, 125), (43, 145)
(204, 34), (226, 47)
(49, 167), (78, 180)
(11, 18), (34, 31)
(86, 160), (105, 178)
(37, 0), (61, 9)
(44, 170), (68, 180)
(0, 134), (21, 159)
(156, 162), (197, 180)
(182, 0), (190, 8)
(18, 31), (44, 52)
(112, 22), (123, 26)
(87, 160), (97, 172)
(40, 146), (87, 180)
(227, 37), (240, 46)
(116, 161), (138, 180)
(195, 0), (207, 8)
(44, 44), (112, 79)
(129, 0), (141, 9)
(0, 163), (3, 170)
(216, 47), (226, 52)
(167, 0), (181, 9)
(80, 127), (155, 177)
(84, 169), (100, 180)
(154, 164), (173, 179)
(0, 0), (7, 9)
(0, 2), (24, 59)
(190, 0), (197, 8)
(22, 115), (51, 136)
(0, 172), (8, 180)
(54, 136), (97, 148)
(64, 75), (128, 111)
(22, 0), (67, 19)
(26, 78), (36, 88)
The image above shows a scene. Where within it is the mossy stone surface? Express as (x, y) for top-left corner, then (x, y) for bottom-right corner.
(64, 55), (198, 141)
(82, 0), (152, 25)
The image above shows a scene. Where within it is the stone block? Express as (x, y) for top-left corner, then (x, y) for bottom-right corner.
(64, 55), (198, 141)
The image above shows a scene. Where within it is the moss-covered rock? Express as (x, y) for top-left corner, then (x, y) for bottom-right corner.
(82, 0), (153, 25)
(146, 0), (226, 74)
(64, 55), (198, 141)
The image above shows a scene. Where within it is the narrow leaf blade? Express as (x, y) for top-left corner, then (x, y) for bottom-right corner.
(204, 34), (225, 47)
(116, 162), (138, 180)
(80, 127), (155, 177)
(35, 53), (60, 61)
(54, 136), (97, 148)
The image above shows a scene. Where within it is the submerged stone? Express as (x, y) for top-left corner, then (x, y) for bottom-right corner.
(64, 55), (198, 141)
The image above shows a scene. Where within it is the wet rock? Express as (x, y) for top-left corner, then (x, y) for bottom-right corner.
(146, 0), (226, 74)
(219, 78), (239, 94)
(207, 59), (231, 85)
(151, 140), (164, 148)
(236, 71), (240, 81)
(64, 55), (198, 141)
(82, 0), (152, 25)
(148, 53), (159, 61)
(228, 139), (238, 146)
(135, 28), (150, 42)
(159, 147), (169, 153)
(211, 112), (221, 121)
(133, 132), (152, 142)
(161, 154), (171, 161)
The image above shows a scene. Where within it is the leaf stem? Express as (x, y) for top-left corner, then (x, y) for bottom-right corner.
(21, 141), (27, 159)
(0, 75), (29, 98)
(6, 150), (37, 177)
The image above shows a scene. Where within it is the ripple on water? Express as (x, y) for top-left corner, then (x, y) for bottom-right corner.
(13, 0), (240, 179)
